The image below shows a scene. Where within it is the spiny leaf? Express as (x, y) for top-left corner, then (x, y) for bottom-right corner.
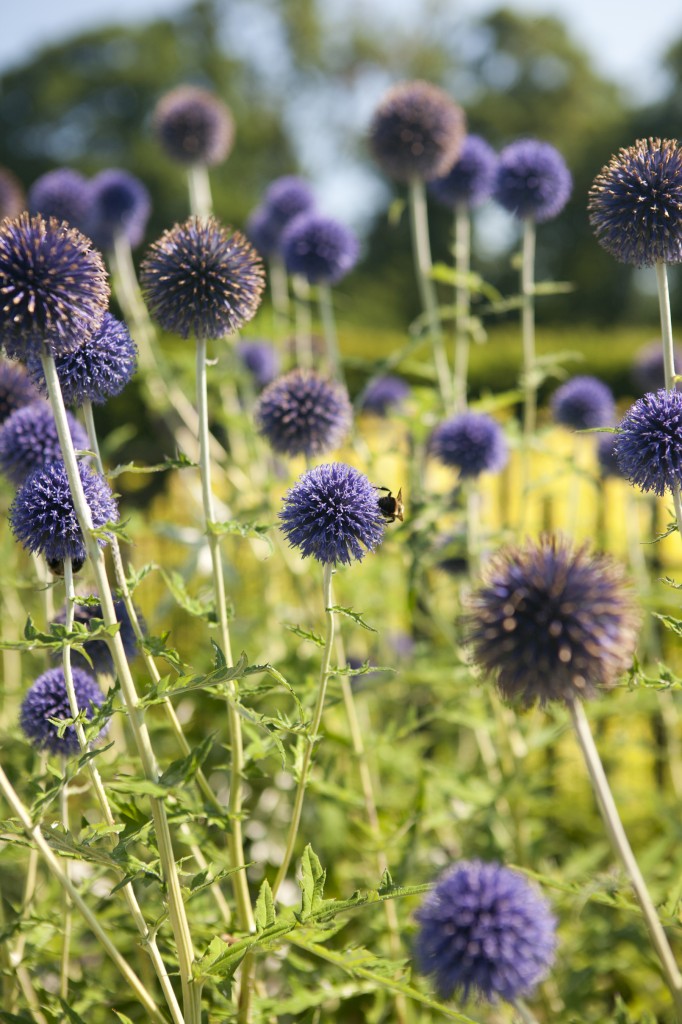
(298, 845), (327, 921)
(286, 623), (325, 647)
(255, 879), (276, 932)
(206, 518), (274, 553)
(158, 734), (214, 788)
(140, 652), (249, 706)
(107, 453), (197, 479)
(328, 606), (377, 633)
(160, 569), (215, 619)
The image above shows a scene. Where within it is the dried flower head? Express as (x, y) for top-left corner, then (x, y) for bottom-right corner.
(0, 360), (40, 424)
(614, 389), (682, 495)
(140, 216), (264, 339)
(466, 535), (639, 706)
(415, 860), (557, 1003)
(256, 369), (352, 457)
(236, 340), (280, 390)
(85, 169), (151, 251)
(0, 213), (109, 361)
(494, 139), (572, 223)
(53, 597), (141, 676)
(428, 135), (498, 209)
(551, 376), (615, 430)
(589, 138), (682, 266)
(0, 167), (25, 219)
(153, 85), (235, 166)
(20, 666), (107, 755)
(360, 375), (411, 416)
(430, 413), (508, 478)
(279, 462), (385, 565)
(281, 213), (359, 285)
(28, 168), (90, 233)
(0, 401), (89, 485)
(369, 80), (466, 183)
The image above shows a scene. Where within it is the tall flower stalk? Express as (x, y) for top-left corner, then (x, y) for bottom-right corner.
(655, 260), (682, 538)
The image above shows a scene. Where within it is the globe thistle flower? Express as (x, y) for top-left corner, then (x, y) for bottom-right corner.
(428, 135), (498, 209)
(360, 375), (411, 416)
(245, 205), (280, 259)
(430, 413), (508, 478)
(236, 340), (280, 390)
(0, 360), (40, 424)
(52, 597), (141, 676)
(631, 340), (682, 394)
(597, 433), (623, 479)
(28, 168), (90, 232)
(279, 462), (385, 565)
(614, 389), (682, 496)
(466, 535), (640, 706)
(589, 138), (682, 267)
(27, 313), (137, 406)
(493, 139), (572, 223)
(153, 85), (235, 167)
(140, 216), (265, 340)
(415, 860), (557, 1003)
(369, 80), (466, 184)
(263, 176), (315, 228)
(0, 167), (25, 219)
(0, 213), (109, 361)
(0, 401), (89, 486)
(20, 666), (107, 756)
(281, 212), (359, 285)
(255, 369), (352, 458)
(551, 376), (615, 431)
(10, 459), (119, 573)
(85, 169), (151, 251)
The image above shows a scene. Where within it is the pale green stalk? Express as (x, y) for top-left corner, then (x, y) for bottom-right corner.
(291, 274), (313, 369)
(58, 754), (72, 1000)
(654, 260), (682, 540)
(521, 217), (537, 438)
(453, 202), (471, 412)
(512, 998), (542, 1024)
(187, 163), (212, 220)
(317, 281), (344, 384)
(269, 253), (290, 337)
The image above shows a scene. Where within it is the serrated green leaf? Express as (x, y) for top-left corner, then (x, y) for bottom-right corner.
(107, 454), (197, 479)
(206, 518), (274, 552)
(299, 845), (327, 921)
(255, 879), (276, 932)
(328, 606), (377, 633)
(158, 734), (214, 788)
(140, 652), (249, 705)
(160, 569), (215, 619)
(286, 623), (325, 647)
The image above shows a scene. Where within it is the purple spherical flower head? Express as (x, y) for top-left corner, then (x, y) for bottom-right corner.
(263, 176), (315, 227)
(20, 666), (107, 756)
(597, 433), (623, 478)
(27, 312), (137, 406)
(53, 597), (141, 676)
(614, 389), (682, 496)
(245, 205), (280, 259)
(237, 340), (280, 389)
(256, 369), (352, 457)
(10, 459), (118, 573)
(631, 340), (682, 394)
(141, 216), (265, 340)
(467, 535), (639, 706)
(28, 168), (90, 233)
(0, 213), (109, 362)
(0, 360), (40, 424)
(360, 375), (411, 416)
(279, 462), (385, 565)
(85, 169), (151, 251)
(153, 85), (234, 167)
(0, 401), (89, 486)
(282, 213), (359, 285)
(0, 168), (25, 219)
(430, 413), (508, 478)
(428, 135), (498, 209)
(415, 860), (556, 1004)
(551, 376), (615, 431)
(589, 138), (682, 267)
(369, 80), (466, 184)
(494, 139), (572, 223)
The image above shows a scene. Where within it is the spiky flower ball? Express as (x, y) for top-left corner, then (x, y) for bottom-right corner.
(28, 313), (137, 406)
(614, 389), (682, 495)
(245, 205), (280, 259)
(360, 375), (411, 416)
(0, 167), (25, 219)
(466, 535), (639, 706)
(153, 85), (235, 167)
(428, 135), (498, 209)
(28, 168), (90, 232)
(415, 860), (557, 1003)
(494, 139), (572, 223)
(279, 462), (385, 565)
(85, 169), (151, 251)
(236, 340), (280, 390)
(255, 369), (352, 457)
(10, 459), (118, 572)
(20, 667), (107, 756)
(369, 80), (466, 184)
(52, 598), (141, 676)
(0, 361), (39, 423)
(0, 401), (89, 485)
(430, 413), (508, 478)
(589, 138), (682, 266)
(631, 340), (682, 394)
(140, 216), (265, 339)
(281, 213), (359, 285)
(263, 176), (315, 228)
(0, 213), (109, 361)
(551, 376), (615, 430)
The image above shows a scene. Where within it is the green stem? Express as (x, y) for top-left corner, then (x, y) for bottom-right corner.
(292, 274), (313, 369)
(317, 282), (344, 384)
(655, 260), (682, 540)
(272, 563), (335, 898)
(453, 203), (471, 413)
(187, 163), (213, 219)
(521, 217), (537, 438)
(269, 254), (290, 338)
(58, 754), (72, 1001)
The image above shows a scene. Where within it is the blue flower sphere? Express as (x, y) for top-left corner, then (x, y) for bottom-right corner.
(237, 340), (280, 390)
(0, 401), (89, 485)
(415, 860), (556, 1003)
(614, 389), (682, 496)
(428, 135), (498, 209)
(153, 85), (234, 167)
(28, 168), (90, 233)
(551, 376), (615, 430)
(281, 213), (359, 285)
(467, 535), (639, 706)
(0, 361), (39, 424)
(0, 213), (109, 361)
(141, 216), (265, 340)
(245, 205), (280, 259)
(20, 666), (107, 756)
(28, 313), (137, 406)
(360, 375), (411, 416)
(53, 598), (141, 676)
(255, 369), (352, 457)
(494, 139), (572, 223)
(279, 462), (385, 565)
(85, 169), (151, 251)
(369, 80), (466, 184)
(10, 459), (119, 571)
(264, 176), (315, 226)
(589, 138), (682, 267)
(597, 433), (623, 479)
(430, 413), (508, 478)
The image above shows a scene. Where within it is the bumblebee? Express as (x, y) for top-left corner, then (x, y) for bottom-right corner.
(377, 486), (404, 523)
(47, 556), (85, 577)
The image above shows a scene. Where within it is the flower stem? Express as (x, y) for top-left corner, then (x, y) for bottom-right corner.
(292, 274), (313, 369)
(272, 563), (335, 899)
(521, 217), (537, 438)
(453, 202), (471, 413)
(317, 281), (344, 384)
(568, 698), (682, 1015)
(58, 754), (72, 1001)
(654, 260), (682, 540)
(187, 163), (213, 220)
